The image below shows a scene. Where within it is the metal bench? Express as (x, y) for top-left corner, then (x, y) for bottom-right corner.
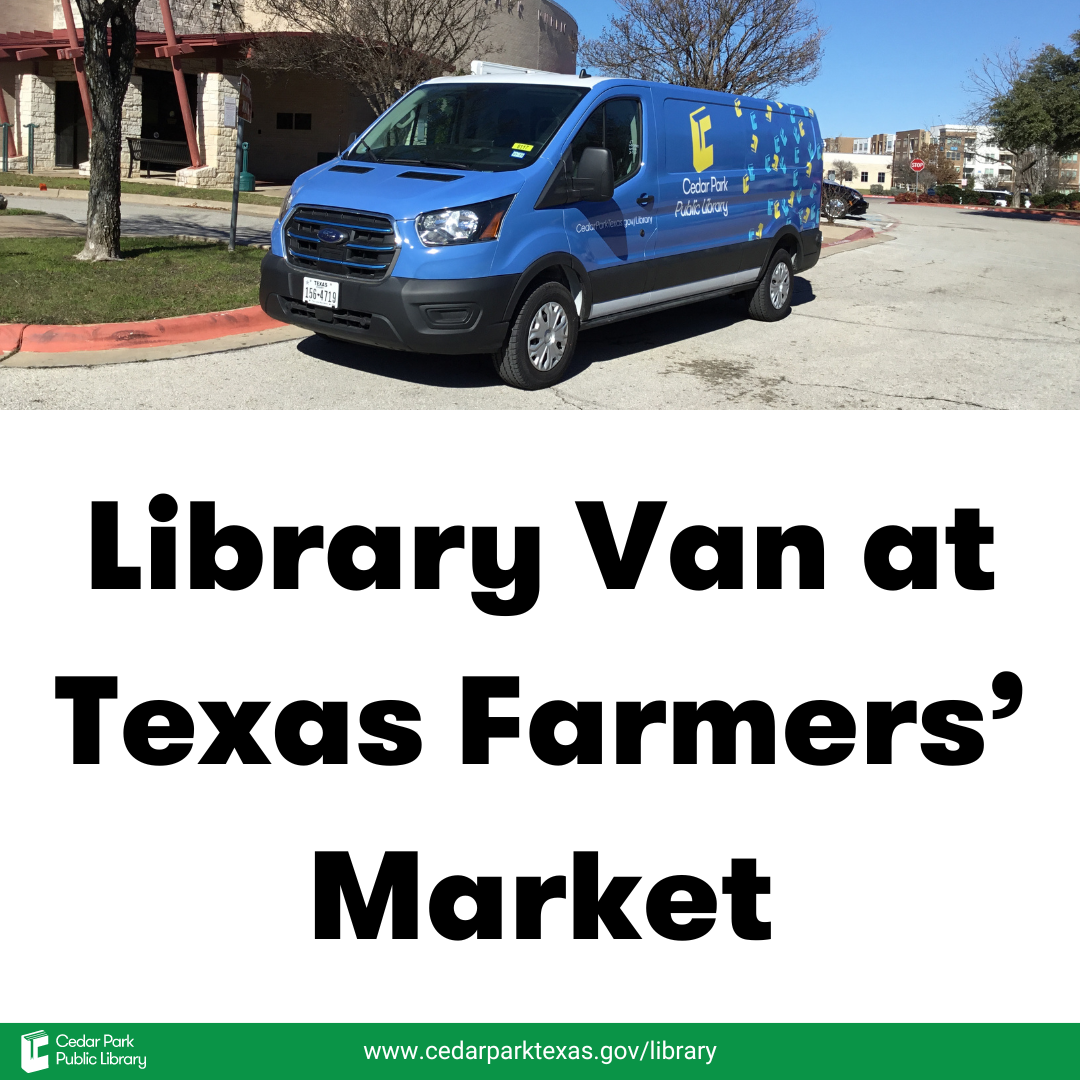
(126, 137), (191, 178)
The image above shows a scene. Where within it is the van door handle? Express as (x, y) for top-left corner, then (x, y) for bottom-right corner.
(637, 193), (654, 207)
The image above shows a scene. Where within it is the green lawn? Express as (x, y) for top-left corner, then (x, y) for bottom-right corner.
(0, 237), (264, 324)
(1, 171), (282, 206)
(0, 207), (47, 215)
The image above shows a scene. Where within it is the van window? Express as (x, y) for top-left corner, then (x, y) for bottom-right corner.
(569, 97), (642, 186)
(345, 82), (589, 172)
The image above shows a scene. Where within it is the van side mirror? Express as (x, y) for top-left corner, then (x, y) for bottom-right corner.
(573, 146), (614, 202)
(533, 147), (615, 210)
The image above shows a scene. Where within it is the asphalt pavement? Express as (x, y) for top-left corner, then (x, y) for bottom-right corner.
(1, 202), (1077, 409)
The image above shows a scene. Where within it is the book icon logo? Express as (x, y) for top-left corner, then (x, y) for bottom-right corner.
(22, 1030), (49, 1073)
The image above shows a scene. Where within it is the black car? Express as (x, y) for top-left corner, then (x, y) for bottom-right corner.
(822, 180), (868, 220)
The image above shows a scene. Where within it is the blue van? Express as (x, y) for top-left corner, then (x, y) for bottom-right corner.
(259, 66), (823, 389)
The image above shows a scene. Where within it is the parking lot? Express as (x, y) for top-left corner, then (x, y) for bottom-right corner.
(1, 201), (1077, 409)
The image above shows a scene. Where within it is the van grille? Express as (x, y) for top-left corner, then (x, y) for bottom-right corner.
(284, 205), (397, 281)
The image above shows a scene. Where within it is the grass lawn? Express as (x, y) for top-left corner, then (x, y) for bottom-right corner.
(0, 208), (47, 215)
(0, 172), (282, 207)
(0, 237), (264, 324)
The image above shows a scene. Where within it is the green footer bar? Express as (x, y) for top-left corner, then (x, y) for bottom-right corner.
(4, 1024), (1076, 1077)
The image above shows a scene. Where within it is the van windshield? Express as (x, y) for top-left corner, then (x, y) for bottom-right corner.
(344, 82), (590, 172)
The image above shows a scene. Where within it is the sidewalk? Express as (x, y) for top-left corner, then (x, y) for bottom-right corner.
(0, 182), (282, 219)
(0, 212), (84, 238)
(16, 167), (291, 200)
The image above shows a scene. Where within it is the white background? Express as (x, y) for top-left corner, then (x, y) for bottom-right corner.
(1, 411), (1076, 1022)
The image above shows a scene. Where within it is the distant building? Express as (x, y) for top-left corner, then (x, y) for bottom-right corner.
(0, 0), (579, 183)
(1059, 152), (1079, 190)
(891, 128), (933, 190)
(824, 135), (855, 154)
(823, 151), (891, 190)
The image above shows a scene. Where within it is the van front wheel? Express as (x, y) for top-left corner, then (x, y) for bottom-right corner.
(493, 281), (578, 390)
(747, 249), (794, 322)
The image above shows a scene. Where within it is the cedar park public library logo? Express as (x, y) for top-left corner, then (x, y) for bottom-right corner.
(690, 106), (714, 173)
(21, 1030), (48, 1073)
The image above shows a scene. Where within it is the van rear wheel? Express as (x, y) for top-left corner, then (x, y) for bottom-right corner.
(747, 249), (794, 322)
(493, 281), (578, 390)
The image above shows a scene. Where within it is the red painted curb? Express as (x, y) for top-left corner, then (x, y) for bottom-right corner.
(8, 305), (284, 354)
(0, 324), (26, 353)
(823, 227), (875, 246)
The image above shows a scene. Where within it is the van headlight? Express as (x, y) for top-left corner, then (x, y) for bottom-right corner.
(415, 196), (514, 246)
(278, 188), (297, 221)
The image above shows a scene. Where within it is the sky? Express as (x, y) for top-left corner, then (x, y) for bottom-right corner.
(570, 1), (1078, 137)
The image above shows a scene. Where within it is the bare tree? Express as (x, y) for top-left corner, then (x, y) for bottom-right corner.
(964, 44), (1048, 205)
(827, 157), (857, 183)
(913, 140), (959, 188)
(580, 0), (826, 96)
(73, 0), (244, 261)
(964, 43), (1025, 126)
(73, 0), (141, 261)
(249, 0), (492, 114)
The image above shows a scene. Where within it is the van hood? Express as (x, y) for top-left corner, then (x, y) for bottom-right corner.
(288, 160), (532, 221)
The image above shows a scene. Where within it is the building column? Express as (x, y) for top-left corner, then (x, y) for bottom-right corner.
(16, 73), (56, 169)
(176, 72), (239, 188)
(120, 74), (142, 176)
(79, 73), (141, 177)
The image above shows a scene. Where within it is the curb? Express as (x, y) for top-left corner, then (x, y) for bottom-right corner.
(3, 305), (283, 357)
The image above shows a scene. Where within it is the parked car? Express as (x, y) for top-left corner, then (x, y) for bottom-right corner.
(260, 65), (824, 389)
(0, 193), (7, 211)
(821, 180), (867, 221)
(979, 189), (1032, 208)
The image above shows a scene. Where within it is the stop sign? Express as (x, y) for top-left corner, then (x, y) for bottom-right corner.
(911, 158), (926, 172)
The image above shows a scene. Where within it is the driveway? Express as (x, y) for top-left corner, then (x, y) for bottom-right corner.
(1, 202), (1077, 409)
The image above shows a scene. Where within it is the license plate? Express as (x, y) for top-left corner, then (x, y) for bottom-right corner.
(303, 276), (339, 309)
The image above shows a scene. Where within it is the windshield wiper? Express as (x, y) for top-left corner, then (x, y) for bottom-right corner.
(403, 157), (481, 171)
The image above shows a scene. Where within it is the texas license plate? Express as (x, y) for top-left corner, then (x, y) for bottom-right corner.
(303, 276), (339, 309)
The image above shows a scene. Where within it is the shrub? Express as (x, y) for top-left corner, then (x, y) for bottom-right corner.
(936, 185), (962, 203)
(1032, 191), (1080, 209)
(870, 184), (884, 194)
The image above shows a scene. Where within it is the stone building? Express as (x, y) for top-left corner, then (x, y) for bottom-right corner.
(1, 0), (578, 183)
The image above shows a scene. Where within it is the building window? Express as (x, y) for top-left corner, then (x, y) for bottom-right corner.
(276, 113), (293, 130)
(294, 113), (312, 130)
(877, 171), (886, 183)
(860, 171), (868, 183)
(277, 113), (312, 130)
(827, 169), (836, 180)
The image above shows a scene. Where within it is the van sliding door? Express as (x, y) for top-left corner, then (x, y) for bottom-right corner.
(647, 92), (818, 298)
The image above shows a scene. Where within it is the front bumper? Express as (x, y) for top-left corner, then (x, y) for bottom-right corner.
(260, 254), (516, 355)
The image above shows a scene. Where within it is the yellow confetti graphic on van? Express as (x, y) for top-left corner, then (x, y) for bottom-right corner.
(512, 143), (534, 151)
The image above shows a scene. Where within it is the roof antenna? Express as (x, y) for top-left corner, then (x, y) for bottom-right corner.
(579, 68), (590, 78)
